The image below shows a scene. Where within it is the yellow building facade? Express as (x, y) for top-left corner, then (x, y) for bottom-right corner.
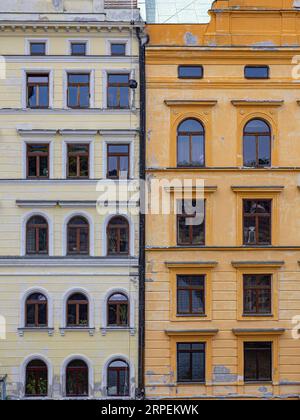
(145, 0), (300, 400)
(0, 0), (143, 399)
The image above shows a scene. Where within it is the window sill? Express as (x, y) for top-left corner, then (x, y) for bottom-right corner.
(176, 382), (206, 386)
(59, 327), (95, 336)
(176, 314), (207, 318)
(101, 327), (136, 336)
(244, 381), (273, 385)
(18, 327), (54, 337)
(242, 314), (273, 318)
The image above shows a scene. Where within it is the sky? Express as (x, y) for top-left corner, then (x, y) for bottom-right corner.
(138, 0), (213, 23)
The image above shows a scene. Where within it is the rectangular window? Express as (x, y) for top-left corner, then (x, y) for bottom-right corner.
(67, 144), (89, 178)
(177, 200), (205, 246)
(245, 66), (269, 79)
(107, 73), (130, 109)
(178, 65), (203, 79)
(67, 73), (90, 108)
(71, 42), (86, 56)
(111, 43), (126, 56)
(243, 199), (271, 245)
(27, 144), (49, 179)
(30, 42), (46, 56)
(177, 275), (205, 316)
(27, 74), (49, 108)
(243, 274), (272, 315)
(244, 342), (272, 382)
(177, 343), (205, 383)
(107, 144), (130, 179)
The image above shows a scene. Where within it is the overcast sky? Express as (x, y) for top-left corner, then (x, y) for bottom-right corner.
(138, 0), (212, 23)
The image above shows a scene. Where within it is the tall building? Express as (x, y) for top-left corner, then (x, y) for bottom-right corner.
(145, 0), (300, 400)
(0, 0), (144, 399)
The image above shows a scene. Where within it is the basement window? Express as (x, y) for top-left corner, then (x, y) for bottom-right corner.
(178, 65), (203, 79)
(244, 66), (269, 79)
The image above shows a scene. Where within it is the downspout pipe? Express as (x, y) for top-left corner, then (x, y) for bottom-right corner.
(136, 26), (148, 400)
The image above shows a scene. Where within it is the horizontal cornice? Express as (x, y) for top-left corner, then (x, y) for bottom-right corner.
(232, 328), (285, 336)
(0, 257), (138, 267)
(16, 200), (138, 208)
(0, 108), (139, 115)
(147, 246), (300, 251)
(165, 261), (218, 269)
(5, 55), (139, 64)
(17, 129), (138, 136)
(231, 186), (285, 193)
(0, 22), (143, 33)
(231, 100), (284, 107)
(165, 329), (219, 337)
(232, 261), (285, 268)
(164, 186), (217, 194)
(147, 167), (300, 172)
(164, 100), (218, 107)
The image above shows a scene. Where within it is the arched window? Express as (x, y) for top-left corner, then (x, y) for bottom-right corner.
(25, 293), (47, 327)
(25, 359), (48, 397)
(177, 119), (205, 167)
(243, 119), (271, 167)
(107, 360), (129, 397)
(26, 216), (48, 255)
(67, 216), (89, 255)
(107, 217), (129, 256)
(66, 293), (89, 327)
(108, 293), (129, 327)
(66, 360), (88, 397)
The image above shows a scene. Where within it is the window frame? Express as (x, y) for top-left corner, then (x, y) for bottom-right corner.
(177, 199), (206, 246)
(243, 199), (272, 246)
(25, 293), (48, 328)
(244, 341), (272, 383)
(110, 43), (127, 57)
(26, 143), (50, 179)
(107, 293), (129, 327)
(26, 72), (50, 109)
(25, 359), (48, 397)
(67, 143), (90, 179)
(244, 65), (270, 80)
(177, 275), (206, 317)
(178, 65), (204, 79)
(67, 216), (90, 255)
(107, 216), (130, 256)
(243, 274), (272, 316)
(177, 118), (205, 168)
(107, 143), (130, 179)
(70, 42), (87, 56)
(107, 73), (130, 110)
(67, 73), (90, 109)
(107, 360), (130, 397)
(66, 360), (89, 397)
(66, 293), (89, 328)
(243, 119), (271, 168)
(29, 42), (46, 56)
(176, 342), (206, 384)
(26, 215), (49, 255)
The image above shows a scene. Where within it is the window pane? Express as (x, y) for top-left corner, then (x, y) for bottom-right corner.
(243, 135), (256, 167)
(178, 217), (191, 244)
(26, 228), (36, 253)
(258, 136), (271, 166)
(26, 304), (35, 326)
(111, 43), (126, 56)
(178, 119), (203, 133)
(120, 156), (129, 176)
(191, 135), (204, 166)
(30, 43), (46, 55)
(119, 228), (129, 253)
(108, 145), (129, 153)
(68, 86), (78, 107)
(38, 228), (47, 252)
(69, 74), (89, 84)
(244, 216), (256, 245)
(244, 342), (272, 382)
(119, 86), (129, 108)
(68, 228), (77, 252)
(68, 156), (77, 177)
(108, 304), (117, 325)
(109, 74), (129, 84)
(80, 229), (89, 253)
(38, 85), (49, 107)
(178, 352), (190, 381)
(258, 216), (271, 244)
(245, 119), (270, 134)
(108, 86), (118, 108)
(178, 136), (190, 166)
(28, 85), (37, 107)
(245, 66), (269, 79)
(39, 156), (48, 177)
(67, 304), (76, 325)
(71, 43), (86, 56)
(192, 290), (204, 314)
(192, 352), (205, 382)
(38, 304), (47, 326)
(108, 156), (118, 178)
(178, 66), (203, 78)
(108, 229), (118, 254)
(80, 156), (89, 177)
(28, 157), (37, 177)
(79, 304), (88, 326)
(177, 290), (190, 314)
(79, 86), (89, 107)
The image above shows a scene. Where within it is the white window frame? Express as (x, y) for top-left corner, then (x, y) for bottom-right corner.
(62, 137), (95, 179)
(106, 38), (131, 56)
(102, 135), (135, 179)
(67, 39), (90, 56)
(22, 138), (54, 179)
(102, 69), (135, 110)
(25, 38), (49, 56)
(63, 69), (95, 109)
(22, 69), (54, 109)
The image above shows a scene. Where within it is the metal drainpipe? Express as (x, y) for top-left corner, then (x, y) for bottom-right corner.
(136, 26), (148, 400)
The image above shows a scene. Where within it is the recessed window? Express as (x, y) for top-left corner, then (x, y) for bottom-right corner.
(67, 216), (89, 255)
(177, 342), (205, 383)
(108, 293), (129, 327)
(66, 360), (88, 397)
(26, 216), (48, 255)
(245, 66), (269, 79)
(27, 73), (49, 109)
(177, 275), (205, 316)
(30, 42), (46, 56)
(70, 42), (87, 56)
(177, 119), (205, 167)
(177, 199), (205, 246)
(67, 144), (89, 178)
(25, 293), (47, 327)
(107, 144), (130, 179)
(67, 293), (89, 327)
(244, 342), (272, 382)
(25, 360), (48, 397)
(107, 360), (130, 397)
(178, 66), (203, 79)
(67, 73), (90, 108)
(243, 274), (272, 316)
(27, 144), (49, 179)
(107, 216), (129, 256)
(111, 43), (126, 56)
(243, 199), (272, 245)
(107, 73), (130, 109)
(243, 119), (271, 168)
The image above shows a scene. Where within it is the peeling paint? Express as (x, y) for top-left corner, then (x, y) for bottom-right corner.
(213, 366), (238, 383)
(184, 32), (198, 46)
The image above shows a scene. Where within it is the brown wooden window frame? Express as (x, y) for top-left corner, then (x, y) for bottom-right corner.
(26, 143), (49, 179)
(25, 293), (48, 328)
(66, 293), (89, 327)
(177, 342), (206, 383)
(27, 73), (49, 109)
(26, 216), (49, 255)
(67, 73), (90, 109)
(177, 275), (205, 316)
(66, 360), (89, 397)
(243, 274), (272, 316)
(107, 73), (130, 110)
(243, 199), (272, 246)
(25, 360), (48, 397)
(107, 216), (130, 256)
(177, 199), (206, 246)
(67, 216), (89, 255)
(177, 119), (205, 168)
(67, 143), (90, 179)
(244, 342), (272, 383)
(107, 143), (130, 179)
(107, 293), (129, 327)
(243, 119), (271, 168)
(107, 360), (130, 397)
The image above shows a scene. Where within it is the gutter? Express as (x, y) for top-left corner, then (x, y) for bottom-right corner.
(136, 26), (148, 400)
